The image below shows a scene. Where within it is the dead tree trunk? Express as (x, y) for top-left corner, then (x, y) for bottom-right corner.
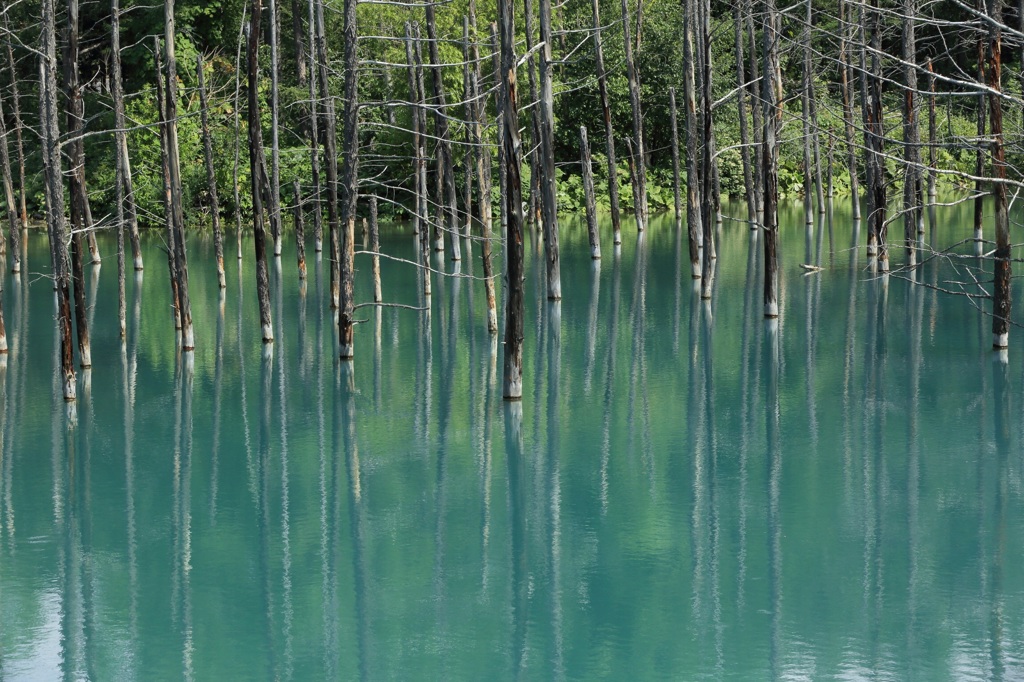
(337, 0), (359, 358)
(404, 23), (422, 237)
(248, 0), (274, 344)
(415, 27), (432, 298)
(683, 0), (702, 279)
(620, 0), (648, 229)
(41, 0), (76, 399)
(198, 55), (227, 288)
(580, 125), (601, 259)
(0, 85), (20, 274)
(269, 0), (284, 256)
(164, 0), (195, 348)
(64, 0), (91, 367)
(424, 3), (461, 262)
(902, 0), (922, 264)
(538, 0), (561, 299)
(292, 0), (307, 85)
(838, 0), (861, 223)
(471, 68), (497, 332)
(315, 0), (340, 306)
(591, 0), (622, 244)
(110, 0), (142, 271)
(747, 8), (764, 220)
(294, 180), (307, 280)
(369, 193), (381, 302)
(306, 0), (323, 252)
(863, 0), (887, 270)
(733, 2), (755, 226)
(499, 0), (525, 399)
(232, 9), (245, 260)
(801, 0), (814, 228)
(988, 0), (1010, 348)
(524, 0), (542, 230)
(762, 0), (782, 318)
(974, 13), (987, 245)
(462, 17), (475, 249)
(927, 59), (937, 203)
(698, 0), (717, 269)
(155, 40), (181, 330)
(669, 88), (683, 231)
(2, 19), (26, 231)
(491, 26), (508, 243)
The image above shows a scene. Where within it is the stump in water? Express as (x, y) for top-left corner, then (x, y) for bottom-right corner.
(369, 194), (381, 303)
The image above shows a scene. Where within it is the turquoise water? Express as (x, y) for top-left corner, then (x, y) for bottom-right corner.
(1, 199), (1023, 679)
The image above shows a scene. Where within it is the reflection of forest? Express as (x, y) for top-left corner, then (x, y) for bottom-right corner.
(0, 208), (1022, 678)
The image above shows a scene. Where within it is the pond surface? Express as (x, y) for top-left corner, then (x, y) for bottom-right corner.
(1, 198), (1023, 679)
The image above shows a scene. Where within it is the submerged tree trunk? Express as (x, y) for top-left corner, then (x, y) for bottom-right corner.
(839, 0), (861, 223)
(269, 0), (284, 256)
(580, 126), (601, 259)
(863, 0), (887, 270)
(801, 0), (814, 228)
(591, 0), (622, 244)
(164, 0), (195, 348)
(0, 84), (20, 274)
(110, 0), (143, 271)
(683, 0), (702, 279)
(369, 194), (381, 302)
(470, 70), (498, 332)
(620, 0), (648, 230)
(64, 0), (91, 367)
(988, 0), (1010, 348)
(762, 0), (782, 318)
(306, 0), (323, 252)
(524, 0), (542, 231)
(498, 0), (525, 399)
(2, 19), (27, 231)
(248, 0), (274, 344)
(733, 3), (755, 227)
(315, 0), (339, 306)
(424, 3), (461, 262)
(294, 180), (307, 280)
(974, 17), (987, 245)
(155, 40), (181, 331)
(41, 0), (75, 399)
(538, 0), (561, 299)
(198, 54), (226, 288)
(927, 59), (938, 204)
(902, 0), (922, 264)
(337, 0), (359, 358)
(669, 88), (683, 231)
